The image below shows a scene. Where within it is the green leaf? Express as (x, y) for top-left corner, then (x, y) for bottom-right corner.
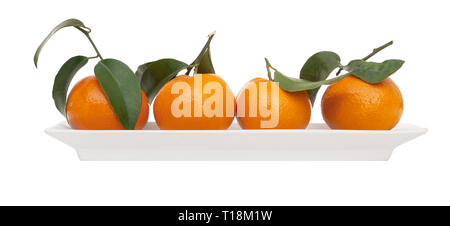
(52, 56), (89, 116)
(274, 70), (350, 92)
(135, 58), (188, 104)
(34, 18), (89, 67)
(94, 59), (142, 130)
(197, 48), (215, 74)
(299, 51), (341, 105)
(191, 31), (215, 74)
(345, 59), (404, 83)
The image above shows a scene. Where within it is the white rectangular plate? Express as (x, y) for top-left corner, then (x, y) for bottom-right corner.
(45, 122), (427, 161)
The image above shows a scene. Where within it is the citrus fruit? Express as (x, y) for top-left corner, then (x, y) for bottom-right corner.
(66, 76), (149, 130)
(321, 75), (403, 130)
(153, 73), (236, 130)
(236, 78), (311, 129)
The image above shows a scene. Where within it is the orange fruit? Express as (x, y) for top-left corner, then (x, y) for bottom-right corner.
(66, 76), (149, 130)
(153, 73), (236, 130)
(236, 78), (311, 129)
(321, 75), (403, 130)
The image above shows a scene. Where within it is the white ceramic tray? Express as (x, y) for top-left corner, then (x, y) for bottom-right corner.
(45, 122), (427, 161)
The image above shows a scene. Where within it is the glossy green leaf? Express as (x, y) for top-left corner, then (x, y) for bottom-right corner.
(136, 58), (188, 104)
(52, 56), (89, 116)
(94, 59), (142, 130)
(300, 51), (341, 105)
(197, 48), (215, 74)
(345, 59), (404, 83)
(274, 70), (350, 92)
(191, 32), (215, 74)
(34, 18), (89, 67)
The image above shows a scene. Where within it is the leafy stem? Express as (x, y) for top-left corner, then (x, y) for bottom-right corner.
(185, 63), (198, 76)
(264, 57), (273, 81)
(274, 69), (353, 92)
(76, 27), (103, 60)
(185, 31), (216, 75)
(362, 40), (393, 61)
(336, 40), (393, 75)
(34, 19), (104, 67)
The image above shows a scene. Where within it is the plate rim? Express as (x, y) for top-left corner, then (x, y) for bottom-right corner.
(45, 121), (428, 135)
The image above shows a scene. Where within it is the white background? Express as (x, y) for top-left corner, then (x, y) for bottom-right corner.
(0, 0), (448, 205)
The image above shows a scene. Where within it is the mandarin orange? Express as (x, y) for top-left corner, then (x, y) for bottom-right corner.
(153, 73), (236, 130)
(321, 75), (403, 130)
(236, 78), (311, 129)
(66, 76), (149, 130)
